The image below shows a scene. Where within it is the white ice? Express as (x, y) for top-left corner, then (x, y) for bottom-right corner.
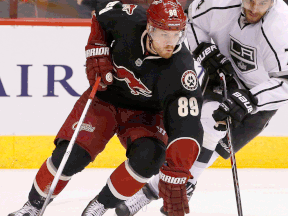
(1, 168), (288, 216)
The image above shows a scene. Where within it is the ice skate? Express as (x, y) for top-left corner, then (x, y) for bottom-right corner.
(82, 196), (108, 216)
(8, 201), (40, 216)
(115, 184), (158, 216)
(160, 182), (196, 216)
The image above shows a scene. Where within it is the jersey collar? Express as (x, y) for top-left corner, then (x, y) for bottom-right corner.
(238, 12), (251, 30)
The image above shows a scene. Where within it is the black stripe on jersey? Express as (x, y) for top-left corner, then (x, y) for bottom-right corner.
(278, 75), (288, 80)
(257, 98), (288, 107)
(270, 74), (288, 80)
(192, 4), (241, 19)
(253, 81), (283, 97)
(261, 27), (282, 71)
(252, 81), (288, 106)
(286, 49), (288, 65)
(190, 23), (200, 45)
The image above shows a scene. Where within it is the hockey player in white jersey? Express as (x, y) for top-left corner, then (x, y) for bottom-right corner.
(115, 0), (288, 215)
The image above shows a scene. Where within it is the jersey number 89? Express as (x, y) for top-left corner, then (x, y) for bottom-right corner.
(178, 97), (199, 117)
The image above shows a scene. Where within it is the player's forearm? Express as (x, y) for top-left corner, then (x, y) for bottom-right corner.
(250, 78), (288, 113)
(87, 13), (108, 45)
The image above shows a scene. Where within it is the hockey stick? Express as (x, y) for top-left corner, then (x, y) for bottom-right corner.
(219, 72), (244, 216)
(38, 77), (102, 216)
(200, 70), (209, 96)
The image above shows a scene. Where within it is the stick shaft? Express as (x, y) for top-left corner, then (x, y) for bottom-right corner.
(39, 77), (101, 216)
(219, 72), (243, 216)
(201, 71), (209, 96)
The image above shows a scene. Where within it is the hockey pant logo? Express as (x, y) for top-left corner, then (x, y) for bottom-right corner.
(72, 121), (95, 132)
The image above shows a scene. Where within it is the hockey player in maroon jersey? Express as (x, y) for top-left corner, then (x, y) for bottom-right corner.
(116, 0), (288, 215)
(8, 0), (203, 216)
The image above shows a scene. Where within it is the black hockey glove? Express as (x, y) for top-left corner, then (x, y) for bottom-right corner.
(193, 42), (235, 81)
(212, 89), (258, 129)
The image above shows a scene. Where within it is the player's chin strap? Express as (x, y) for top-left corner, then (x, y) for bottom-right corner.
(147, 31), (158, 55)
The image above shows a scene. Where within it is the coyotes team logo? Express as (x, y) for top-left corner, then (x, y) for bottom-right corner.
(181, 70), (198, 91)
(113, 63), (152, 97)
(122, 4), (137, 15)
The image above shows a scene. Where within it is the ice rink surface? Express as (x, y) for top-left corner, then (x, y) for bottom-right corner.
(2, 168), (288, 216)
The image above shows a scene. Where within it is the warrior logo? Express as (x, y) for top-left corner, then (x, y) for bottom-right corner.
(181, 70), (198, 91)
(230, 36), (258, 73)
(122, 4), (137, 15)
(159, 171), (187, 184)
(113, 63), (152, 97)
(72, 122), (95, 132)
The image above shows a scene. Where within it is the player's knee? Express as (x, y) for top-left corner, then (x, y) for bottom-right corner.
(126, 137), (166, 178)
(51, 140), (91, 176)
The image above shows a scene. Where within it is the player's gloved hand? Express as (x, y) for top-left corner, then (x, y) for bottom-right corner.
(85, 42), (114, 91)
(193, 42), (235, 81)
(212, 89), (258, 130)
(159, 165), (191, 216)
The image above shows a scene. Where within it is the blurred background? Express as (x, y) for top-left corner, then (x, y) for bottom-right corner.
(0, 0), (193, 18)
(1, 0), (287, 19)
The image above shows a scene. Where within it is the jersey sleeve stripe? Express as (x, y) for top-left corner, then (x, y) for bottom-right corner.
(192, 4), (241, 19)
(261, 26), (282, 71)
(256, 99), (288, 107)
(252, 81), (284, 97)
(269, 71), (288, 80)
(190, 23), (200, 45)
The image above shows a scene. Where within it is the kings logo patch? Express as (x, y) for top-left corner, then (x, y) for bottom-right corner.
(230, 36), (258, 73)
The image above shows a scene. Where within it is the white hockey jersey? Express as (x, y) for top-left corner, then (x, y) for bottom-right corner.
(187, 0), (288, 113)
